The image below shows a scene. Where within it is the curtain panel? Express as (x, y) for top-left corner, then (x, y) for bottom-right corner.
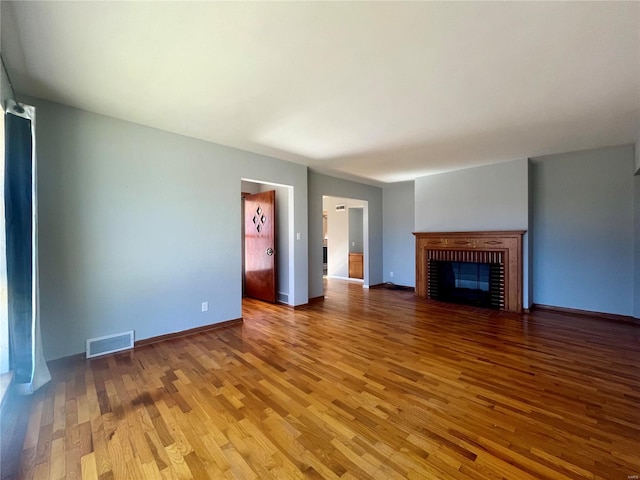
(4, 101), (50, 394)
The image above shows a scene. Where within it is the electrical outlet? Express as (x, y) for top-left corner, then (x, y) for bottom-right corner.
(390, 272), (394, 277)
(201, 301), (209, 312)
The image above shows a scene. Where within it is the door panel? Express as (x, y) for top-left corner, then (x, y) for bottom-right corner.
(244, 190), (277, 302)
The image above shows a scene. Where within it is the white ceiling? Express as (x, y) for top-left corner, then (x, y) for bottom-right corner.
(2, 1), (639, 184)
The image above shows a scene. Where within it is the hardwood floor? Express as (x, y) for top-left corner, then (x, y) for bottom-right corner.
(2, 279), (639, 479)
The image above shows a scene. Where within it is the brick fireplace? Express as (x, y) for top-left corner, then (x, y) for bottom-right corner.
(413, 231), (525, 313)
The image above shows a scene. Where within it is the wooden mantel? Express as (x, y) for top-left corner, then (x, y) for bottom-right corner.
(413, 231), (526, 313)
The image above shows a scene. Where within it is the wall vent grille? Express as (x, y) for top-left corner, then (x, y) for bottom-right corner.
(277, 292), (289, 303)
(86, 331), (134, 358)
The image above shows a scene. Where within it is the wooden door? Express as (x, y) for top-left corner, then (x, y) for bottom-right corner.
(244, 190), (277, 302)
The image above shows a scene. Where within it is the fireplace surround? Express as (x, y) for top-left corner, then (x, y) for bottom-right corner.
(413, 231), (525, 313)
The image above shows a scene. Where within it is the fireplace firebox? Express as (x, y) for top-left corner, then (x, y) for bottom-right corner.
(413, 231), (525, 312)
(428, 260), (503, 309)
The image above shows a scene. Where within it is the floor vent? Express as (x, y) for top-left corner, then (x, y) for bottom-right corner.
(86, 331), (134, 358)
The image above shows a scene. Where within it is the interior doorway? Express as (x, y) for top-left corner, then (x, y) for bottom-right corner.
(241, 179), (294, 305)
(322, 195), (369, 290)
(347, 207), (364, 280)
(322, 210), (328, 276)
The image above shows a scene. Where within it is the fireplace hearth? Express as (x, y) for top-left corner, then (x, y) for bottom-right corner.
(413, 231), (525, 313)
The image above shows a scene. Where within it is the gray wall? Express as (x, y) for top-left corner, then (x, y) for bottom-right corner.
(414, 159), (530, 306)
(0, 67), (9, 108)
(308, 172), (383, 298)
(33, 97), (308, 360)
(240, 180), (260, 195)
(382, 181), (415, 287)
(348, 208), (364, 254)
(414, 159), (529, 232)
(531, 146), (635, 316)
(1, 3), (14, 104)
(1, 1), (18, 108)
(635, 140), (640, 174)
(633, 174), (640, 318)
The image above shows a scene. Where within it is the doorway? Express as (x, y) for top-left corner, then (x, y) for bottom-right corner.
(322, 210), (328, 276)
(348, 207), (364, 280)
(322, 195), (369, 289)
(241, 179), (294, 305)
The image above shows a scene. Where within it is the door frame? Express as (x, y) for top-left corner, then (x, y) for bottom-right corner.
(241, 178), (295, 306)
(322, 195), (370, 288)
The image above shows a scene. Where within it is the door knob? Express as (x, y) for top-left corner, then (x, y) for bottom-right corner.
(266, 247), (274, 256)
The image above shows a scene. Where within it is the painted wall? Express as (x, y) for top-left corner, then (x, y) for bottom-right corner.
(0, 67), (9, 108)
(636, 121), (640, 317)
(240, 180), (260, 195)
(414, 159), (530, 306)
(322, 196), (365, 279)
(308, 172), (383, 298)
(415, 159), (529, 232)
(348, 208), (364, 254)
(382, 181), (415, 287)
(32, 96), (308, 360)
(633, 174), (640, 318)
(531, 145), (635, 316)
(1, 1), (16, 108)
(527, 161), (534, 308)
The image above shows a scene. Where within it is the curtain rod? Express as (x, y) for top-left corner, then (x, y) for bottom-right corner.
(0, 53), (25, 114)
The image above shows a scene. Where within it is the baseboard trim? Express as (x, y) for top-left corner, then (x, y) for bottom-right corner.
(135, 318), (243, 348)
(46, 319), (243, 365)
(47, 353), (85, 369)
(532, 304), (638, 325)
(45, 319), (244, 369)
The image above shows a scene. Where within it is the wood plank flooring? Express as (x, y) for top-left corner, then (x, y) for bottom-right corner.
(2, 279), (639, 479)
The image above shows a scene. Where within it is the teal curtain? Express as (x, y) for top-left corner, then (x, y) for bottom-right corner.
(5, 112), (33, 383)
(4, 105), (50, 393)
